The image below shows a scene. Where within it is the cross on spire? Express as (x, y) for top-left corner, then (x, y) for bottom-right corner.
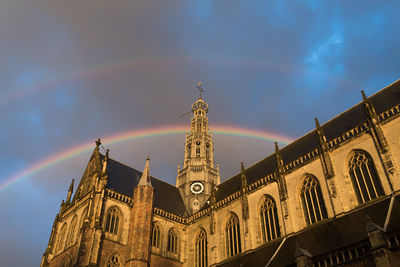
(196, 82), (204, 99)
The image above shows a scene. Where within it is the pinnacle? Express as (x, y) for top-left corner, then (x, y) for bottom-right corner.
(138, 156), (152, 186)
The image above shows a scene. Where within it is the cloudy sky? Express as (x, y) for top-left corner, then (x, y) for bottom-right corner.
(1, 0), (400, 266)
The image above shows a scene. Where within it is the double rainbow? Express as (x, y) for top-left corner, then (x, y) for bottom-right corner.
(0, 125), (294, 192)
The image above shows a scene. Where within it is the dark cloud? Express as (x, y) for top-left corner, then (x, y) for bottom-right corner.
(1, 0), (400, 265)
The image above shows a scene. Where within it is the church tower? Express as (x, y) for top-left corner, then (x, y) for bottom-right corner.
(176, 84), (220, 214)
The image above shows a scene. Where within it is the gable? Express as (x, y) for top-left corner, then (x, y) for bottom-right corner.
(73, 148), (103, 201)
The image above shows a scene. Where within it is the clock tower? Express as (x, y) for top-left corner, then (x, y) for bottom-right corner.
(176, 85), (220, 214)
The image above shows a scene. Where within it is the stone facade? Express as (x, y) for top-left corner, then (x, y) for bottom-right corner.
(41, 80), (400, 267)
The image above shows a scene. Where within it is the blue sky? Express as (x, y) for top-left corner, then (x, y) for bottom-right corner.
(1, 0), (400, 266)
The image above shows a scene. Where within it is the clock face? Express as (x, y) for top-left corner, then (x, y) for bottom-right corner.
(190, 182), (204, 194)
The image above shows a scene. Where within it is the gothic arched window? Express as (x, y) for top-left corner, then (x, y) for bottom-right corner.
(61, 254), (72, 267)
(195, 228), (208, 267)
(107, 253), (122, 267)
(167, 228), (178, 255)
(105, 207), (120, 235)
(349, 150), (384, 204)
(66, 216), (77, 247)
(57, 223), (67, 252)
(260, 196), (281, 243)
(151, 222), (161, 248)
(300, 175), (328, 225)
(226, 213), (242, 257)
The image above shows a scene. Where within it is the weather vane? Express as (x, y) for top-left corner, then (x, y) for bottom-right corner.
(196, 82), (204, 99)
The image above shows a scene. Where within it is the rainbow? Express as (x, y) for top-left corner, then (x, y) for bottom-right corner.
(0, 57), (291, 108)
(0, 56), (358, 109)
(0, 125), (294, 192)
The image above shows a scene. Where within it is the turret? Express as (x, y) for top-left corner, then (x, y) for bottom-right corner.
(127, 157), (154, 267)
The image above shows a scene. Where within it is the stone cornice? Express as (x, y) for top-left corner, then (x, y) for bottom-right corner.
(105, 189), (133, 206)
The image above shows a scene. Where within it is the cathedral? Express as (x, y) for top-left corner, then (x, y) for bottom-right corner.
(41, 80), (400, 267)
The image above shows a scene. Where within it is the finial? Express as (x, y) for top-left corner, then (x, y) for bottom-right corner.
(138, 156), (152, 187)
(274, 142), (279, 152)
(241, 162), (245, 173)
(240, 162), (247, 189)
(69, 179), (75, 191)
(361, 90), (368, 101)
(196, 81), (204, 99)
(315, 117), (320, 128)
(66, 178), (75, 203)
(95, 138), (101, 147)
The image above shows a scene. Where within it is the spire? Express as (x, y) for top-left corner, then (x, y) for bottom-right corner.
(138, 156), (152, 186)
(66, 179), (74, 203)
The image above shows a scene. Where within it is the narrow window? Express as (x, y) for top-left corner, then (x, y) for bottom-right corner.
(300, 175), (328, 225)
(226, 213), (242, 257)
(105, 207), (120, 235)
(107, 253), (122, 267)
(260, 196), (281, 243)
(167, 228), (178, 255)
(66, 216), (77, 247)
(195, 228), (208, 267)
(151, 223), (161, 248)
(187, 144), (191, 158)
(349, 150), (384, 204)
(57, 223), (67, 252)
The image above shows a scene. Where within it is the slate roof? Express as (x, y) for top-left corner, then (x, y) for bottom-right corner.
(213, 79), (400, 204)
(104, 157), (187, 216)
(101, 79), (400, 217)
(214, 194), (400, 267)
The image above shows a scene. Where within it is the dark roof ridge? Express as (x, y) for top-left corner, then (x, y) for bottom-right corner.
(318, 79), (400, 127)
(104, 155), (177, 188)
(214, 79), (400, 204)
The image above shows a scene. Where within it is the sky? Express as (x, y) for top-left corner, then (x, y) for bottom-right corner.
(1, 0), (400, 266)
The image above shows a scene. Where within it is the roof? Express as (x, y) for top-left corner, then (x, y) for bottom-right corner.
(105, 157), (187, 216)
(213, 79), (400, 203)
(215, 194), (400, 267)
